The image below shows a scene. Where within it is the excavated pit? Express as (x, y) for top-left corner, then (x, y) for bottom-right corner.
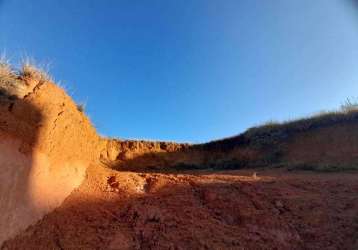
(0, 67), (358, 249)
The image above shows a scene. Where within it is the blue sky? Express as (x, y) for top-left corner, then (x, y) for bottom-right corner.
(1, 0), (358, 143)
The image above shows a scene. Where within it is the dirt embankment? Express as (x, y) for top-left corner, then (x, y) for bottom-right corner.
(99, 119), (358, 172)
(99, 139), (190, 169)
(0, 76), (99, 244)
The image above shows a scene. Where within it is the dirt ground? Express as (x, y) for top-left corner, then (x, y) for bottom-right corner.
(3, 166), (358, 250)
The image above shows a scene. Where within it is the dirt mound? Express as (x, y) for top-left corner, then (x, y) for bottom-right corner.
(0, 73), (99, 244)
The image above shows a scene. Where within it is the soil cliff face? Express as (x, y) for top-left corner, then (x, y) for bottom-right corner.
(99, 114), (358, 172)
(99, 139), (190, 170)
(282, 123), (358, 167)
(0, 76), (99, 244)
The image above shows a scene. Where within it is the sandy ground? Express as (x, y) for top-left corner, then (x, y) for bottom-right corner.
(3, 166), (358, 250)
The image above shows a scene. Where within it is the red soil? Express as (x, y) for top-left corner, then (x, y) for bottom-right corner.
(3, 167), (358, 250)
(0, 80), (99, 244)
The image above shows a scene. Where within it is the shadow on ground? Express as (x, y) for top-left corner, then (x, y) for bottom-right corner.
(3, 168), (358, 250)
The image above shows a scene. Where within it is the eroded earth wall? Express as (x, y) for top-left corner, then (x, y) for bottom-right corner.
(0, 79), (99, 244)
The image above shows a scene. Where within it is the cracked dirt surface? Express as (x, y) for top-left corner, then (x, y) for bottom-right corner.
(3, 167), (357, 250)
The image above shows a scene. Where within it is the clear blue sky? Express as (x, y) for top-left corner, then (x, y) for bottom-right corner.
(1, 1), (358, 143)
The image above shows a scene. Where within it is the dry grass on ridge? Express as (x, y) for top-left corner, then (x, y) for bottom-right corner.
(0, 58), (51, 98)
(202, 101), (358, 152)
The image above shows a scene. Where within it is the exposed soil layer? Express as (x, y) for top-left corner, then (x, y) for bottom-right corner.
(100, 122), (358, 172)
(0, 79), (99, 244)
(3, 167), (358, 250)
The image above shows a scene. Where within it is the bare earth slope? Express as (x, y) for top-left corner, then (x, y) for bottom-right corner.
(0, 75), (99, 244)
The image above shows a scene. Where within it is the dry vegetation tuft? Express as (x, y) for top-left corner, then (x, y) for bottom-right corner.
(76, 102), (86, 113)
(0, 58), (24, 98)
(340, 97), (358, 113)
(0, 60), (88, 115)
(0, 58), (51, 98)
(20, 59), (52, 83)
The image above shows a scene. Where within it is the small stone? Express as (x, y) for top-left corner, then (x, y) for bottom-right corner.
(275, 200), (284, 209)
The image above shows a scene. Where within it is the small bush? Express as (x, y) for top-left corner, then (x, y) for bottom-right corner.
(340, 97), (358, 113)
(77, 103), (86, 112)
